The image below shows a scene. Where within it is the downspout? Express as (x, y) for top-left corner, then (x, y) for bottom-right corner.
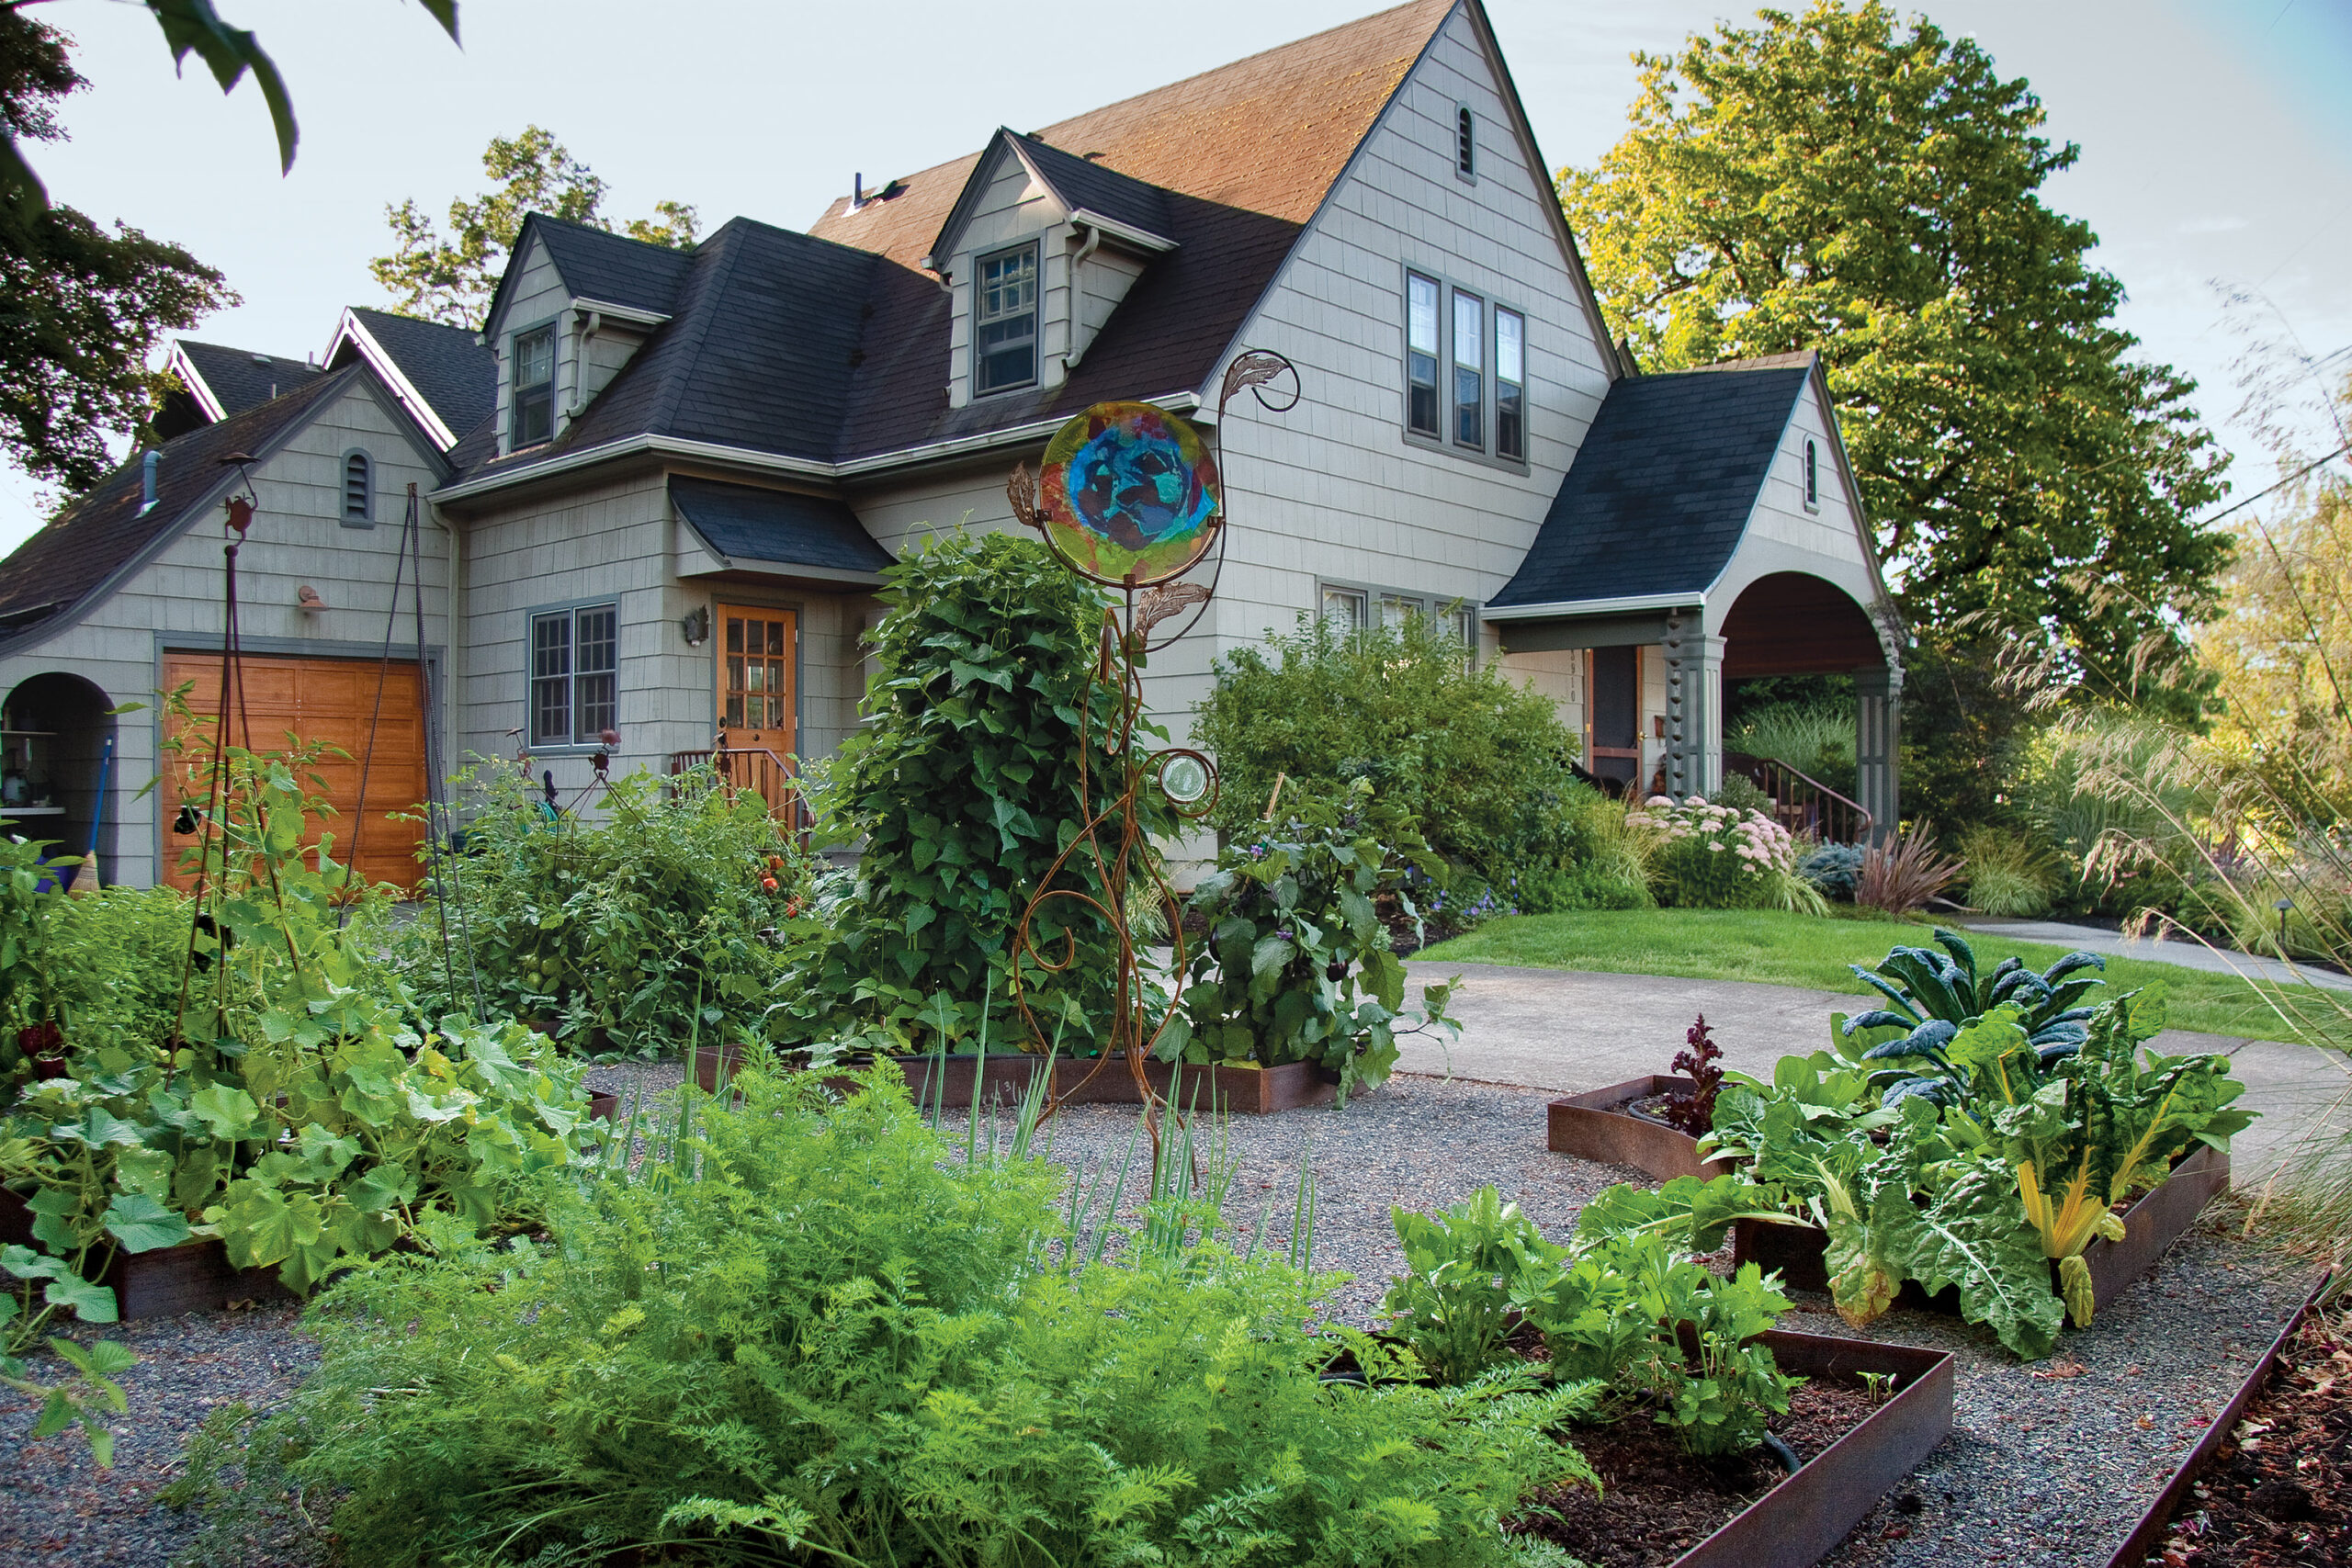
(1063, 221), (1101, 373)
(568, 309), (603, 427)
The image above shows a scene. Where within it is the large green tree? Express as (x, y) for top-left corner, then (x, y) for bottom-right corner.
(0, 14), (231, 491)
(371, 126), (699, 328)
(1559, 1), (2230, 711)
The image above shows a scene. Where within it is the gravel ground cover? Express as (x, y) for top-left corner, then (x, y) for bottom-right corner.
(0, 1065), (2313, 1568)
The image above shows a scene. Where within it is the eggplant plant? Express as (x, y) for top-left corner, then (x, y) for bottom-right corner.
(1840, 928), (2107, 1109)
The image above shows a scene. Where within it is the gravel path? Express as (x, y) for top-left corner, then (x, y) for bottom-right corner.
(0, 1066), (2314, 1568)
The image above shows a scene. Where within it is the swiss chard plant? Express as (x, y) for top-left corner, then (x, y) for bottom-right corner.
(1952, 988), (2254, 1325)
(1173, 780), (1459, 1098)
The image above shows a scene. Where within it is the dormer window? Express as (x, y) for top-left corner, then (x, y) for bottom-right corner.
(512, 323), (555, 448)
(974, 243), (1039, 395)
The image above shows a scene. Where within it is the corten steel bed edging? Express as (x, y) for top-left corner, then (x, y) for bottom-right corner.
(2099, 1268), (2335, 1568)
(1671, 1329), (1954, 1568)
(1546, 1076), (1730, 1182)
(1050, 1055), (1337, 1114)
(1732, 1142), (2233, 1313)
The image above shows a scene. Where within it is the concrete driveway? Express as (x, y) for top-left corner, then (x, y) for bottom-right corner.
(1396, 959), (2352, 1177)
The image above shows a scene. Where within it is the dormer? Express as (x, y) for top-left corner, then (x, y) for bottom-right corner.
(481, 214), (694, 457)
(923, 130), (1177, 410)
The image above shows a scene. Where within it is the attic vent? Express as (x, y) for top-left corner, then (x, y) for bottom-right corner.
(1455, 106), (1476, 177)
(342, 449), (374, 526)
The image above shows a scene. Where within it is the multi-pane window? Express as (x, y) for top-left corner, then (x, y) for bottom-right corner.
(723, 611), (791, 731)
(1379, 593), (1423, 630)
(1453, 291), (1485, 449)
(1406, 273), (1442, 437)
(341, 450), (373, 525)
(975, 243), (1038, 394)
(1455, 106), (1476, 177)
(511, 325), (555, 448)
(529, 604), (617, 746)
(1320, 586), (1366, 631)
(1495, 309), (1525, 462)
(1453, 605), (1479, 669)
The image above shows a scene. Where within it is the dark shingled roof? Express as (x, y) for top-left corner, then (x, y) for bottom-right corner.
(670, 478), (893, 575)
(341, 309), (496, 442)
(483, 215), (695, 338)
(448, 4), (1450, 493)
(1487, 362), (1812, 609)
(175, 340), (320, 417)
(0, 370), (357, 649)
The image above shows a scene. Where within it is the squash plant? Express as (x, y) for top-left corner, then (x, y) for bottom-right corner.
(1, 729), (598, 1342)
(1171, 780), (1459, 1097)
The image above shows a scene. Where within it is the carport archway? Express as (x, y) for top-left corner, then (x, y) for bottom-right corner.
(2, 671), (119, 881)
(1713, 572), (1897, 843)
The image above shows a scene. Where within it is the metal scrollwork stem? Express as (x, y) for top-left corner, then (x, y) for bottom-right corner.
(1005, 351), (1296, 1155)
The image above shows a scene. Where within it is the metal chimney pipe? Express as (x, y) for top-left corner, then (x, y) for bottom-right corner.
(139, 449), (159, 514)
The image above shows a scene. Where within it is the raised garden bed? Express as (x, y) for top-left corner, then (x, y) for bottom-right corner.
(690, 1045), (1340, 1113)
(1515, 1328), (1953, 1568)
(104, 1238), (288, 1319)
(1546, 1075), (1725, 1182)
(2109, 1269), (2336, 1568)
(1731, 1141), (2232, 1315)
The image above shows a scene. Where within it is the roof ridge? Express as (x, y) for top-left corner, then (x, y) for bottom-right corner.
(523, 209), (698, 256)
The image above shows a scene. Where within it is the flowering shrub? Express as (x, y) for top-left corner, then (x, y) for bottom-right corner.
(1638, 796), (1801, 909)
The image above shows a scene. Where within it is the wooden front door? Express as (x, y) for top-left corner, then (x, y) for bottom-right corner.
(716, 605), (797, 814)
(161, 652), (428, 891)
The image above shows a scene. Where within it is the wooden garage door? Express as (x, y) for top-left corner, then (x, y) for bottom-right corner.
(161, 653), (428, 892)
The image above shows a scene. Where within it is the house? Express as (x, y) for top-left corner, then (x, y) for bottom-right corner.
(0, 0), (1899, 890)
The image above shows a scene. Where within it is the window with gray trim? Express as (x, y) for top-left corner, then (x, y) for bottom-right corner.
(974, 243), (1039, 394)
(340, 449), (374, 525)
(1494, 309), (1525, 462)
(511, 324), (555, 448)
(1452, 289), (1485, 448)
(529, 604), (617, 746)
(1405, 272), (1441, 437)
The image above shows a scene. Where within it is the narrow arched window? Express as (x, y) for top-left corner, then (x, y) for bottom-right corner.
(1455, 106), (1476, 177)
(342, 450), (373, 526)
(1803, 438), (1820, 511)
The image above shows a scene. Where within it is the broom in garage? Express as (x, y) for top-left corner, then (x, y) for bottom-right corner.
(63, 736), (111, 896)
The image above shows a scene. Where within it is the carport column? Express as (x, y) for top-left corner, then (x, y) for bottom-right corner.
(1854, 665), (1899, 846)
(1662, 614), (1724, 799)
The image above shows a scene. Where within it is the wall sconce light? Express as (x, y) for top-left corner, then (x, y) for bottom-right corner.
(680, 606), (710, 647)
(298, 584), (327, 612)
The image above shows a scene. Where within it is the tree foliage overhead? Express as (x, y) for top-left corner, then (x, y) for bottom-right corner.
(1558, 0), (2231, 703)
(371, 126), (699, 328)
(1, 0), (462, 217)
(0, 14), (232, 492)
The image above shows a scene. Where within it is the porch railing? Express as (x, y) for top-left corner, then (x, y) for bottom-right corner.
(671, 745), (812, 836)
(1722, 750), (1872, 846)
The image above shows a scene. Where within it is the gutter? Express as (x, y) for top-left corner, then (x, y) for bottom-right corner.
(430, 390), (1204, 504)
(1480, 590), (1705, 621)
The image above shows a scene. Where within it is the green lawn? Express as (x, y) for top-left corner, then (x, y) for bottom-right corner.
(1417, 908), (2319, 1043)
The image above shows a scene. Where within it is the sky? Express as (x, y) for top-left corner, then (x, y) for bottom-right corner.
(4, 0), (2346, 550)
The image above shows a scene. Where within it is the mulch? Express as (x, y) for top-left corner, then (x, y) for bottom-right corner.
(1512, 1381), (1883, 1568)
(2147, 1304), (2352, 1567)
